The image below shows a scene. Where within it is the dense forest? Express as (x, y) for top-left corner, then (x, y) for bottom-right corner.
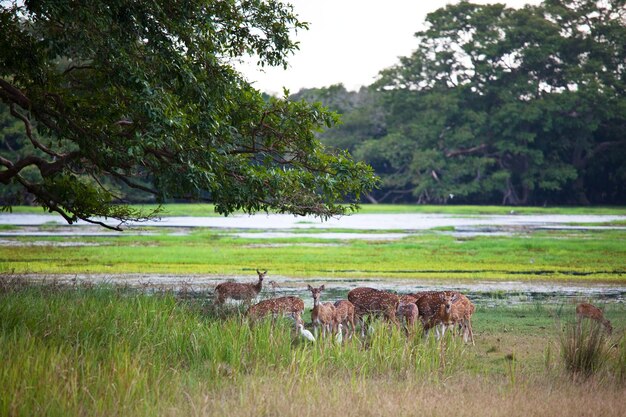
(294, 0), (626, 206)
(1, 0), (625, 211)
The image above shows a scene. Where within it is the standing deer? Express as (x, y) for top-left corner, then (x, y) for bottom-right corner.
(334, 299), (356, 339)
(214, 269), (266, 305)
(453, 293), (475, 345)
(412, 291), (475, 344)
(246, 296), (305, 324)
(397, 295), (419, 336)
(576, 302), (612, 335)
(308, 285), (336, 338)
(348, 287), (400, 337)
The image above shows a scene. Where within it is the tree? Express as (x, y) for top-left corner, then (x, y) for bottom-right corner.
(0, 0), (377, 229)
(291, 85), (387, 153)
(369, 0), (625, 205)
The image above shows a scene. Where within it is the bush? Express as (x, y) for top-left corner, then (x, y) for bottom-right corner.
(559, 319), (610, 378)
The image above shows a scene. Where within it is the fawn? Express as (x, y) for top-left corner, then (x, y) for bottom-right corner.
(397, 294), (419, 336)
(334, 299), (356, 339)
(308, 285), (336, 338)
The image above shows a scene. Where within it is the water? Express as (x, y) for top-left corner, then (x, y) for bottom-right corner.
(3, 212), (625, 306)
(16, 273), (626, 309)
(1, 212), (625, 231)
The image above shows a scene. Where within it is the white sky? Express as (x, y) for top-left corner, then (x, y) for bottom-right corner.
(237, 0), (543, 94)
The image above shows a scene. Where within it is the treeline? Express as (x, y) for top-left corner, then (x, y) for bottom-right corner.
(2, 0), (625, 207)
(294, 0), (626, 206)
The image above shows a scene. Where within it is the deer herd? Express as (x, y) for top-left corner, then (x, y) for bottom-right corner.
(214, 270), (613, 344)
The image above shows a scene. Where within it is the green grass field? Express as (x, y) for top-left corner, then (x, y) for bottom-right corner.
(1, 228), (624, 281)
(1, 205), (625, 416)
(1, 284), (624, 417)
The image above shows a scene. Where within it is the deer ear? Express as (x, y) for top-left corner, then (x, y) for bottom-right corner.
(320, 285), (325, 291)
(263, 270), (267, 274)
(307, 285), (313, 291)
(256, 269), (260, 274)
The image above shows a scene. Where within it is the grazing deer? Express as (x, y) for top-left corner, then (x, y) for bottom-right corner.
(334, 299), (356, 339)
(246, 296), (305, 324)
(411, 291), (446, 333)
(214, 269), (266, 305)
(348, 287), (400, 337)
(308, 285), (336, 338)
(397, 295), (419, 336)
(576, 302), (613, 335)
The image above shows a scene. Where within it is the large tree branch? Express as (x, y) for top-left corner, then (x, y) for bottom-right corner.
(108, 170), (160, 195)
(0, 78), (31, 108)
(14, 173), (125, 231)
(0, 152), (80, 184)
(574, 140), (626, 169)
(9, 104), (62, 158)
(445, 143), (488, 158)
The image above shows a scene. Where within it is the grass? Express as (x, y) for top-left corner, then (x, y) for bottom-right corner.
(1, 228), (624, 281)
(2, 204), (625, 415)
(1, 283), (625, 417)
(559, 319), (611, 378)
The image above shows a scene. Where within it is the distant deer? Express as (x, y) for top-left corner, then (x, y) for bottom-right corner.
(246, 296), (305, 323)
(334, 299), (356, 339)
(348, 287), (400, 337)
(397, 295), (419, 336)
(308, 285), (336, 338)
(214, 269), (267, 305)
(576, 302), (612, 335)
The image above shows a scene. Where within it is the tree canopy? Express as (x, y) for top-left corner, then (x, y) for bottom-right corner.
(371, 0), (626, 205)
(304, 0), (625, 205)
(0, 0), (377, 229)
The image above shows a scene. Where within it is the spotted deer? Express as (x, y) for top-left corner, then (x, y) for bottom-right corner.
(308, 285), (336, 338)
(412, 291), (475, 344)
(397, 295), (419, 336)
(576, 302), (612, 335)
(439, 292), (475, 344)
(214, 269), (266, 305)
(348, 287), (400, 337)
(333, 299), (356, 338)
(246, 296), (305, 324)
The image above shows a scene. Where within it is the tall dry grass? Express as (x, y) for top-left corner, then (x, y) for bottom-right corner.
(559, 318), (611, 378)
(1, 283), (624, 416)
(176, 374), (626, 417)
(0, 284), (466, 416)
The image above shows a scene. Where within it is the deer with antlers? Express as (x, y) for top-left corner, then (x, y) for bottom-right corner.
(214, 269), (267, 305)
(308, 285), (336, 338)
(576, 302), (613, 335)
(348, 287), (400, 337)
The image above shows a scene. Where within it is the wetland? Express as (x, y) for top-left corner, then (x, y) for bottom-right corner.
(1, 206), (625, 416)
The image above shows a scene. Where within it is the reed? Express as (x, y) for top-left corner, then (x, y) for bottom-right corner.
(558, 319), (611, 378)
